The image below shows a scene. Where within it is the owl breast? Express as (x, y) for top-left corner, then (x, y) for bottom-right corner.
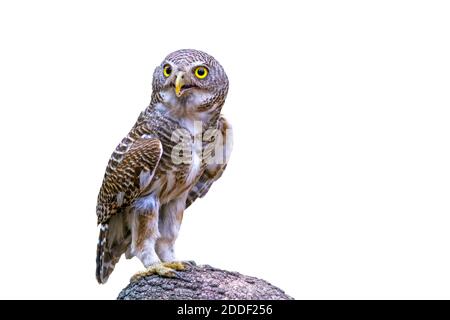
(146, 132), (205, 204)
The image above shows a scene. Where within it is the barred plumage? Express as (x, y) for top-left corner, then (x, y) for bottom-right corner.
(96, 49), (233, 284)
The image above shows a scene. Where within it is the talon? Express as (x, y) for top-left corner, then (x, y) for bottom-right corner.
(163, 261), (187, 271)
(130, 271), (148, 282)
(182, 260), (197, 267)
(169, 270), (182, 279)
(130, 261), (188, 282)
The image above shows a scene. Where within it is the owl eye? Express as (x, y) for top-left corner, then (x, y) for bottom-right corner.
(194, 66), (208, 79)
(163, 64), (172, 77)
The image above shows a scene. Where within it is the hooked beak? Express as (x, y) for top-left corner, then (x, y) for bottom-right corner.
(175, 71), (185, 97)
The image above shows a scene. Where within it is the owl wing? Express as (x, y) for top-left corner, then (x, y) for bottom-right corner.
(186, 116), (233, 208)
(96, 134), (163, 224)
(96, 130), (162, 284)
(185, 163), (228, 208)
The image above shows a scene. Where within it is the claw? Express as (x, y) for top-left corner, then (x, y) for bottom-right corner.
(183, 260), (197, 267)
(130, 261), (188, 282)
(169, 270), (182, 279)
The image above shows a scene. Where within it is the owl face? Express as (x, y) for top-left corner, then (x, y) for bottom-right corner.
(152, 49), (228, 113)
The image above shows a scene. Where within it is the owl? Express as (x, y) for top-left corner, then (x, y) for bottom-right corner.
(95, 49), (233, 284)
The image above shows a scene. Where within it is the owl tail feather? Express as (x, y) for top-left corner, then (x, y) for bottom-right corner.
(96, 223), (118, 284)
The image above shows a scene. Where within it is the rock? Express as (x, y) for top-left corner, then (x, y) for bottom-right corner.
(117, 264), (293, 300)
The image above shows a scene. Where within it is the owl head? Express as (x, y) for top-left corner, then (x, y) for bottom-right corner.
(152, 49), (229, 114)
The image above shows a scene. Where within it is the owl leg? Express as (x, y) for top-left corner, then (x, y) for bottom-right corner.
(155, 197), (185, 262)
(129, 195), (189, 282)
(129, 194), (161, 268)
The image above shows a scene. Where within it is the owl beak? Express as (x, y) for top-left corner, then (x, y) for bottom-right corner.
(175, 72), (185, 97)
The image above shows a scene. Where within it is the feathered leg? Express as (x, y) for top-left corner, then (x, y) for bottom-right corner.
(129, 194), (186, 282)
(156, 197), (185, 262)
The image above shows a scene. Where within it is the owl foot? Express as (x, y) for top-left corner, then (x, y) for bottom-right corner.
(130, 261), (187, 282)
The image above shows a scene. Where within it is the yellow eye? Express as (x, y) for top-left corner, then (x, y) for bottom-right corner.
(194, 66), (208, 79)
(163, 64), (172, 77)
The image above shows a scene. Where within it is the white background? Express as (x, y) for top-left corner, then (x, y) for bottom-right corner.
(0, 0), (449, 299)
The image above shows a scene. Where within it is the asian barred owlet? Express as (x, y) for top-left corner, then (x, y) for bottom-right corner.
(96, 49), (232, 284)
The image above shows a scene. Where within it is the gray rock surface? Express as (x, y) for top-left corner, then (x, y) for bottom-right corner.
(117, 264), (293, 300)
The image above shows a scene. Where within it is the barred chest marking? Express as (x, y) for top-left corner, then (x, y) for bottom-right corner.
(145, 120), (207, 204)
(131, 97), (221, 206)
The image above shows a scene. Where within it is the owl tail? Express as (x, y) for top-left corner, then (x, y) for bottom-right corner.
(96, 223), (118, 284)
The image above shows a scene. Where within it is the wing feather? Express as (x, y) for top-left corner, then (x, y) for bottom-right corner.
(186, 116), (233, 208)
(96, 134), (162, 224)
(95, 130), (162, 283)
